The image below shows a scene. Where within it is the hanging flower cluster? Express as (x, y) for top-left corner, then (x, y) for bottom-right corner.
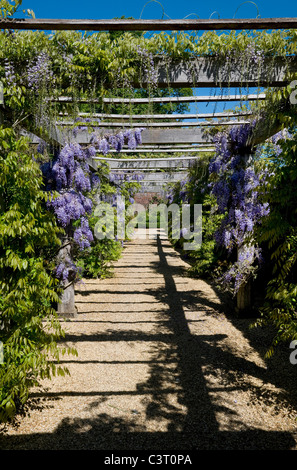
(209, 123), (269, 249)
(70, 118), (145, 154)
(137, 45), (158, 89)
(90, 127), (145, 154)
(244, 43), (265, 65)
(42, 124), (145, 283)
(178, 179), (189, 203)
(54, 259), (80, 283)
(4, 59), (16, 86)
(209, 123), (270, 292)
(27, 51), (54, 92)
(165, 186), (175, 204)
(44, 143), (94, 251)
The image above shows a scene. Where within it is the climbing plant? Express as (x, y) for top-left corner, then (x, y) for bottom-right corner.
(251, 124), (297, 357)
(0, 127), (75, 422)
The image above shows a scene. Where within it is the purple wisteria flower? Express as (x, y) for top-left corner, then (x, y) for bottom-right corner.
(55, 263), (69, 281)
(43, 126), (145, 283)
(73, 217), (94, 250)
(137, 46), (158, 88)
(27, 51), (53, 91)
(44, 142), (94, 229)
(209, 121), (270, 292)
(4, 59), (16, 86)
(90, 128), (145, 155)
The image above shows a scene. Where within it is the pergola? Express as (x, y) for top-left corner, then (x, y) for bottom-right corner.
(1, 16), (297, 315)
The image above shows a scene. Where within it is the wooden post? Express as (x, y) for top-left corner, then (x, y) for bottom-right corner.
(55, 229), (78, 319)
(236, 279), (251, 312)
(236, 242), (252, 314)
(57, 283), (77, 318)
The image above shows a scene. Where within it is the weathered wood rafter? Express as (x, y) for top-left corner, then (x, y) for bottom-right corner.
(51, 93), (266, 104)
(92, 156), (202, 170)
(1, 17), (297, 31)
(57, 120), (251, 128)
(139, 56), (297, 88)
(97, 148), (214, 154)
(69, 127), (211, 145)
(138, 183), (167, 193)
(60, 112), (253, 120)
(130, 171), (188, 183)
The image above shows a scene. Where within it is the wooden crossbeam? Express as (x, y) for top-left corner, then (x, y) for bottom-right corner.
(138, 184), (166, 193)
(1, 18), (297, 31)
(99, 148), (214, 153)
(103, 93), (266, 103)
(130, 171), (188, 183)
(60, 112), (253, 120)
(19, 126), (64, 148)
(68, 127), (212, 145)
(92, 156), (201, 170)
(139, 56), (297, 88)
(106, 145), (215, 151)
(105, 146), (215, 152)
(22, 125), (212, 148)
(110, 171), (189, 183)
(109, 168), (187, 171)
(51, 93), (266, 104)
(48, 54), (296, 89)
(57, 120), (250, 128)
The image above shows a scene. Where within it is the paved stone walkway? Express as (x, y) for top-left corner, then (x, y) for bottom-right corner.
(1, 229), (297, 450)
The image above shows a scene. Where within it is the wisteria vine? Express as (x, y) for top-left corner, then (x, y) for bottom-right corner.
(42, 126), (145, 284)
(208, 123), (270, 293)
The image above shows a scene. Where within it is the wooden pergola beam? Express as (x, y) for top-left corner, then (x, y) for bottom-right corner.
(60, 112), (253, 120)
(109, 168), (192, 171)
(51, 93), (266, 104)
(139, 56), (297, 89)
(57, 120), (251, 128)
(1, 17), (297, 31)
(107, 145), (215, 150)
(19, 125), (65, 147)
(138, 184), (166, 193)
(92, 155), (202, 169)
(69, 127), (212, 145)
(130, 171), (188, 182)
(97, 148), (214, 153)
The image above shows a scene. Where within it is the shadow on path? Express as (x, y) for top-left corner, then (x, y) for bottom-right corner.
(1, 235), (296, 451)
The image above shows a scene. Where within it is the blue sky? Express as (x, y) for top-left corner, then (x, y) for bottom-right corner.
(18, 0), (297, 20)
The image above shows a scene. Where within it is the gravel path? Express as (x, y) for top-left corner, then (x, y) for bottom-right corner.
(1, 228), (297, 450)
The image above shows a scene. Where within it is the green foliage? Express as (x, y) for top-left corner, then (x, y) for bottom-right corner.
(167, 157), (226, 278)
(0, 0), (34, 18)
(0, 25), (296, 136)
(252, 128), (297, 356)
(76, 239), (122, 279)
(0, 0), (21, 18)
(187, 194), (226, 279)
(0, 127), (74, 422)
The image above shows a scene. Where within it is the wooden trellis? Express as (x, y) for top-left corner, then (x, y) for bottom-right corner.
(1, 16), (296, 316)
